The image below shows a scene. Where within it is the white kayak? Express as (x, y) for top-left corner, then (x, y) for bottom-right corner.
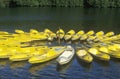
(56, 45), (75, 65)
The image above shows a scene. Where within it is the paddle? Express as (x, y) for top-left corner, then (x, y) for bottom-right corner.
(58, 26), (61, 44)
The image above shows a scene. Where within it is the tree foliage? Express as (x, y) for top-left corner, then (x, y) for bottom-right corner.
(0, 0), (120, 8)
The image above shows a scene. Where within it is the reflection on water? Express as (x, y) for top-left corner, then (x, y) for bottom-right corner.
(0, 8), (120, 79)
(56, 58), (74, 79)
(56, 59), (73, 73)
(72, 41), (80, 45)
(0, 8), (120, 34)
(0, 59), (9, 68)
(9, 61), (28, 69)
(93, 59), (110, 67)
(111, 58), (120, 65)
(76, 56), (92, 71)
(65, 40), (71, 44)
(29, 59), (55, 74)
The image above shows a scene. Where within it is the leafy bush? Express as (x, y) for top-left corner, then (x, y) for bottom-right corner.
(0, 0), (120, 8)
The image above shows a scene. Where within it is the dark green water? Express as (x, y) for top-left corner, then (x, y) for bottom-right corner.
(0, 8), (120, 79)
(0, 8), (120, 33)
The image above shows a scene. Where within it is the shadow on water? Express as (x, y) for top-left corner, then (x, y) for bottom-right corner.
(111, 58), (120, 65)
(29, 59), (55, 74)
(65, 40), (72, 45)
(47, 39), (65, 46)
(72, 41), (80, 45)
(93, 59), (110, 67)
(76, 56), (92, 71)
(0, 59), (9, 67)
(23, 40), (48, 46)
(9, 60), (28, 69)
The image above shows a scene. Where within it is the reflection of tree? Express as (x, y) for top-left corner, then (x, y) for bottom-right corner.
(81, 8), (120, 33)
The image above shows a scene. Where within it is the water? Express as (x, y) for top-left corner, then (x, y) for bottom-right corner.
(0, 8), (120, 33)
(0, 7), (120, 79)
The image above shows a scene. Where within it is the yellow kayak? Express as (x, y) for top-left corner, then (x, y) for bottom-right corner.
(30, 32), (47, 41)
(0, 52), (10, 58)
(0, 46), (19, 58)
(46, 32), (56, 41)
(15, 29), (25, 34)
(30, 29), (39, 34)
(99, 46), (120, 59)
(56, 29), (65, 39)
(96, 31), (104, 37)
(44, 28), (56, 40)
(0, 31), (9, 35)
(93, 36), (104, 42)
(0, 34), (14, 39)
(76, 47), (93, 63)
(9, 46), (48, 61)
(44, 29), (52, 33)
(104, 31), (114, 37)
(80, 34), (88, 41)
(9, 53), (31, 61)
(64, 30), (75, 41)
(79, 30), (95, 41)
(86, 30), (95, 36)
(29, 46), (65, 64)
(87, 36), (96, 41)
(88, 47), (110, 61)
(72, 30), (84, 41)
(47, 36), (54, 41)
(80, 30), (95, 41)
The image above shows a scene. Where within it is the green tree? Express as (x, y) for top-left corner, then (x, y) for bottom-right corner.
(103, 0), (109, 8)
(39, 0), (51, 7)
(87, 0), (94, 7)
(72, 0), (84, 7)
(0, 0), (120, 8)
(94, 0), (101, 8)
(50, 0), (56, 7)
(80, 0), (84, 7)
(55, 0), (68, 7)
(0, 0), (9, 8)
(114, 0), (120, 8)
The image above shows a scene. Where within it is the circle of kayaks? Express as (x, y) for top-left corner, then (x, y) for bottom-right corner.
(1, 29), (120, 64)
